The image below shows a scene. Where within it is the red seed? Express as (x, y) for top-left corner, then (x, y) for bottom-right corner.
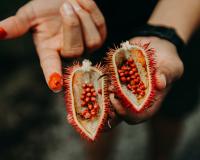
(131, 64), (136, 68)
(81, 95), (85, 100)
(119, 73), (125, 77)
(118, 70), (123, 73)
(84, 112), (91, 119)
(120, 77), (126, 82)
(86, 93), (92, 97)
(127, 84), (132, 90)
(132, 85), (137, 90)
(86, 87), (90, 92)
(88, 104), (93, 110)
(139, 82), (143, 86)
(81, 109), (89, 118)
(128, 58), (133, 63)
(91, 88), (95, 92)
(131, 75), (136, 79)
(125, 71), (129, 75)
(142, 86), (146, 90)
(130, 80), (135, 85)
(129, 71), (134, 75)
(140, 91), (145, 96)
(91, 97), (96, 102)
(85, 97), (90, 102)
(81, 102), (86, 107)
(93, 103), (99, 109)
(88, 83), (93, 88)
(132, 90), (137, 94)
(135, 73), (139, 77)
(82, 91), (86, 95)
(132, 68), (137, 73)
(92, 92), (96, 96)
(121, 66), (127, 70)
(137, 88), (141, 93)
(82, 109), (88, 115)
(140, 84), (146, 90)
(126, 77), (130, 81)
(134, 79), (138, 84)
(91, 109), (96, 116)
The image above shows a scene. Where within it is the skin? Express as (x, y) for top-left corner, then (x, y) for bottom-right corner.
(1, 0), (200, 160)
(0, 0), (106, 92)
(109, 36), (184, 125)
(0, 0), (199, 126)
(109, 0), (200, 124)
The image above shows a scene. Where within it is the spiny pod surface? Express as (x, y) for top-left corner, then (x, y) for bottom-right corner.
(64, 60), (109, 141)
(106, 41), (156, 112)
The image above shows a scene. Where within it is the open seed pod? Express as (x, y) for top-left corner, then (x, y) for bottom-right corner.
(64, 60), (109, 141)
(106, 41), (156, 112)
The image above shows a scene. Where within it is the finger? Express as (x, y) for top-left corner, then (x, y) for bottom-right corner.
(37, 48), (63, 93)
(69, 0), (102, 52)
(0, 2), (34, 39)
(109, 93), (127, 116)
(77, 0), (107, 42)
(60, 2), (84, 57)
(109, 93), (140, 124)
(131, 86), (171, 124)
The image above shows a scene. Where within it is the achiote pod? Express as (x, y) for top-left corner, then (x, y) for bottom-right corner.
(106, 41), (156, 112)
(64, 60), (109, 141)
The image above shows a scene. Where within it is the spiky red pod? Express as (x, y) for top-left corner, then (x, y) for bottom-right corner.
(64, 60), (109, 141)
(106, 41), (156, 113)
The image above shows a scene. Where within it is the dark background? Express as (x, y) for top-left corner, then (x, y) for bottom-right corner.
(0, 1), (200, 160)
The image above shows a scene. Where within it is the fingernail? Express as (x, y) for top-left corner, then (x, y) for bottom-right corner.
(157, 74), (167, 90)
(71, 2), (82, 12)
(0, 27), (7, 39)
(62, 2), (74, 16)
(160, 74), (166, 86)
(48, 73), (63, 93)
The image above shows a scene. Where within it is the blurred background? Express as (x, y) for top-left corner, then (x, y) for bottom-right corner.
(0, 0), (200, 160)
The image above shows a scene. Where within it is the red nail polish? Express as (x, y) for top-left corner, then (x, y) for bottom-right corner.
(0, 27), (7, 39)
(48, 73), (63, 92)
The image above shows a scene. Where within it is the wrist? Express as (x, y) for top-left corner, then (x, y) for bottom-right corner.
(147, 19), (189, 43)
(146, 0), (200, 43)
(132, 24), (186, 56)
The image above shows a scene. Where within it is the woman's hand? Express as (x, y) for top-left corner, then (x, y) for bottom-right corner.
(0, 0), (107, 92)
(109, 36), (184, 124)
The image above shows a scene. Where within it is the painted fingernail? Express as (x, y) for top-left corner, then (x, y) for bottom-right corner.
(48, 73), (63, 93)
(0, 27), (7, 39)
(62, 2), (74, 16)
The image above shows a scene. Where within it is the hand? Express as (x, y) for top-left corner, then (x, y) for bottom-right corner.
(0, 0), (106, 92)
(109, 36), (184, 124)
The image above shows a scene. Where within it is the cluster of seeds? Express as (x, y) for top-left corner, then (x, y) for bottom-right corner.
(118, 57), (146, 99)
(80, 83), (100, 119)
